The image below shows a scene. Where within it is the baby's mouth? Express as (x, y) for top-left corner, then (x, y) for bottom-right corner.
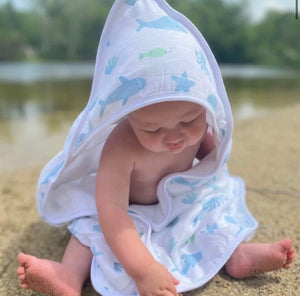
(168, 141), (184, 152)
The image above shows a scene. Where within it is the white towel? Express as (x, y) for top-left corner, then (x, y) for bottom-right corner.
(36, 1), (257, 295)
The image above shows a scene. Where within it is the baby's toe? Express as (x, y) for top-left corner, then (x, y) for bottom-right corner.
(20, 281), (29, 289)
(17, 265), (25, 276)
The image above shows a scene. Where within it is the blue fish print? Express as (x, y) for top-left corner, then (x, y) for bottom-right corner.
(202, 196), (227, 212)
(139, 230), (144, 238)
(68, 218), (80, 236)
(169, 238), (178, 252)
(186, 234), (195, 245)
(207, 94), (218, 110)
(171, 177), (201, 190)
(205, 176), (220, 191)
(92, 246), (103, 257)
(193, 214), (202, 227)
(206, 223), (218, 234)
(125, 0), (138, 6)
(136, 16), (188, 33)
(221, 128), (226, 138)
(222, 152), (229, 165)
(182, 192), (198, 204)
(89, 96), (98, 111)
(75, 121), (93, 146)
(105, 56), (119, 75)
(233, 182), (243, 197)
(225, 216), (245, 236)
(114, 262), (123, 272)
(180, 252), (202, 275)
(235, 225), (245, 236)
(171, 71), (195, 92)
(40, 192), (45, 200)
(40, 161), (64, 184)
(92, 224), (102, 233)
(195, 50), (211, 79)
(225, 215), (237, 225)
(99, 76), (146, 117)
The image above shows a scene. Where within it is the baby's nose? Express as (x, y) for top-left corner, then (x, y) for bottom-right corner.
(164, 130), (183, 144)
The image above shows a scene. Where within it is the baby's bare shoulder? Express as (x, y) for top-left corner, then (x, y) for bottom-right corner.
(101, 120), (141, 162)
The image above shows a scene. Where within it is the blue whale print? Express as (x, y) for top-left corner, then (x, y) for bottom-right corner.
(99, 76), (146, 117)
(136, 16), (188, 33)
(207, 94), (218, 110)
(180, 252), (202, 275)
(40, 161), (64, 185)
(125, 0), (138, 6)
(75, 121), (93, 146)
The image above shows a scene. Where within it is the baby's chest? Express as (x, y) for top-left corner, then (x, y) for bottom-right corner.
(134, 151), (195, 183)
(129, 152), (195, 204)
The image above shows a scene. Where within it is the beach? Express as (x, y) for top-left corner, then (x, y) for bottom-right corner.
(0, 105), (299, 296)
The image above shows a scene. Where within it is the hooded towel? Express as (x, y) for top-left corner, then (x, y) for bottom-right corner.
(36, 1), (257, 295)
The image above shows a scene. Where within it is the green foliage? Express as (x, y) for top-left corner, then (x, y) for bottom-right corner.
(0, 0), (299, 67)
(249, 11), (300, 67)
(0, 3), (25, 60)
(30, 0), (111, 60)
(0, 30), (25, 61)
(169, 0), (253, 63)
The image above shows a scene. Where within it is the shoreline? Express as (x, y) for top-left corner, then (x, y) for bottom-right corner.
(0, 105), (299, 296)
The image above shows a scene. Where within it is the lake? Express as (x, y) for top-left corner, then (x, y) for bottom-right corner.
(0, 62), (299, 172)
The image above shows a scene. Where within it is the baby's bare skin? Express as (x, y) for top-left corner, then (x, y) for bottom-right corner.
(17, 254), (81, 296)
(123, 119), (202, 204)
(226, 238), (295, 278)
(16, 102), (295, 296)
(17, 236), (92, 296)
(17, 239), (295, 296)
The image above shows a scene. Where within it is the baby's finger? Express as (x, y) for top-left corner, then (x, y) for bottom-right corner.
(171, 275), (180, 286)
(168, 282), (179, 296)
(165, 289), (179, 296)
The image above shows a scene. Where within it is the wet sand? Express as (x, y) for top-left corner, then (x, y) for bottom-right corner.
(0, 105), (299, 296)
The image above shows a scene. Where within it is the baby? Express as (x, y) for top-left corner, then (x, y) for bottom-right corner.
(17, 101), (294, 296)
(16, 0), (295, 295)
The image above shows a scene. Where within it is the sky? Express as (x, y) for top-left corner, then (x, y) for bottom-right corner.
(1, 0), (32, 10)
(0, 0), (296, 22)
(1, 0), (27, 9)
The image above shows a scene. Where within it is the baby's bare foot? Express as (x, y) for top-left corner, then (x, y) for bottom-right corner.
(226, 238), (295, 279)
(17, 253), (82, 296)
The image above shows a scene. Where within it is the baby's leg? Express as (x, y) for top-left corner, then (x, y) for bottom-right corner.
(225, 238), (295, 279)
(17, 236), (92, 296)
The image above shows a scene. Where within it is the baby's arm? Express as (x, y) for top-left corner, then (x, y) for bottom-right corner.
(96, 126), (179, 296)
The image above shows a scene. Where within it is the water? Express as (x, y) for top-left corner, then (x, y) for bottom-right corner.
(0, 62), (299, 172)
(0, 62), (95, 83)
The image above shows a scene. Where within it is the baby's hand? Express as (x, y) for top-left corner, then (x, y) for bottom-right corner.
(134, 261), (179, 296)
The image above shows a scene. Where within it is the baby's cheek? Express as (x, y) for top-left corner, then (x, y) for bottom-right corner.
(189, 129), (203, 142)
(143, 137), (163, 152)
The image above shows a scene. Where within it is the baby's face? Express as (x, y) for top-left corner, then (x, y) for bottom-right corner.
(128, 101), (208, 154)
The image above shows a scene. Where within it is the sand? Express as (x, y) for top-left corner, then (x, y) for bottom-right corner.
(0, 105), (299, 296)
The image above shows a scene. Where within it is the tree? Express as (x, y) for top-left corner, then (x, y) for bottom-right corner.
(169, 0), (253, 64)
(0, 0), (299, 66)
(0, 3), (26, 60)
(250, 11), (300, 67)
(28, 0), (110, 60)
